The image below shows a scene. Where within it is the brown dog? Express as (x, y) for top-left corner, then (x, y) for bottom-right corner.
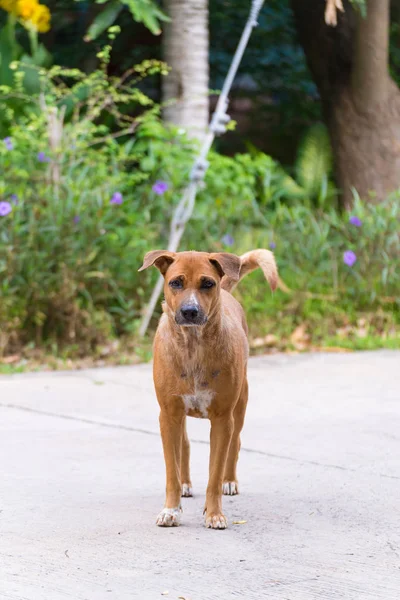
(139, 249), (278, 529)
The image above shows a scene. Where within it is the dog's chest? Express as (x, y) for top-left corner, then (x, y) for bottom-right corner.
(181, 388), (214, 418)
(180, 367), (218, 419)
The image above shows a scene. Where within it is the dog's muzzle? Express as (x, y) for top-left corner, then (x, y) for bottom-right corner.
(175, 303), (207, 326)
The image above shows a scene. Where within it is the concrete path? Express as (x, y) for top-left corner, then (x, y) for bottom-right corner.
(1, 350), (399, 600)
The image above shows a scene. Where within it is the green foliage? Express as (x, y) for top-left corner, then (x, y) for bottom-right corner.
(349, 0), (367, 18)
(0, 14), (53, 133)
(243, 124), (336, 209)
(275, 122), (336, 208)
(0, 59), (398, 356)
(0, 59), (182, 353)
(229, 196), (400, 349)
(83, 0), (169, 40)
(84, 1), (123, 41)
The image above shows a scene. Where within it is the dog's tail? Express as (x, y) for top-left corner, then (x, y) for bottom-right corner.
(221, 249), (278, 293)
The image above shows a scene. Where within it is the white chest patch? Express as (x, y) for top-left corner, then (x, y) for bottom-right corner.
(181, 388), (215, 418)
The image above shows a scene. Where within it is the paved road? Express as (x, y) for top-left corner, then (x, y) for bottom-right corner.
(1, 351), (399, 600)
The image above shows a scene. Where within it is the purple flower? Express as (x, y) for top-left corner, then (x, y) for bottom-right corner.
(152, 180), (169, 195)
(269, 241), (276, 250)
(221, 234), (234, 247)
(10, 193), (18, 205)
(4, 137), (13, 151)
(0, 201), (12, 217)
(343, 250), (357, 267)
(349, 216), (362, 227)
(73, 215), (80, 224)
(110, 192), (123, 205)
(37, 151), (50, 163)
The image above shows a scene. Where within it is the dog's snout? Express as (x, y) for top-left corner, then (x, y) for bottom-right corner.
(181, 305), (199, 322)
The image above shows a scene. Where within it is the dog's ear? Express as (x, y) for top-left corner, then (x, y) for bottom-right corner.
(138, 250), (176, 275)
(209, 252), (241, 281)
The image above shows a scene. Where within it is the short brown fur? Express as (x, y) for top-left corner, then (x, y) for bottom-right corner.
(139, 249), (277, 529)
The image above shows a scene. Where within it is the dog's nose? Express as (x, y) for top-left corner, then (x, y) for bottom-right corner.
(180, 305), (199, 322)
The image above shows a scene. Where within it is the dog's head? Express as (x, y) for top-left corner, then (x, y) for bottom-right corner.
(139, 250), (241, 327)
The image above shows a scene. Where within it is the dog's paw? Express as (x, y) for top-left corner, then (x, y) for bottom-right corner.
(156, 507), (182, 527)
(222, 481), (239, 495)
(181, 483), (193, 497)
(205, 513), (228, 530)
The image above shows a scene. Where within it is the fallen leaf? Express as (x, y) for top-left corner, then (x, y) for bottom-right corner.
(336, 326), (352, 338)
(233, 520), (247, 525)
(355, 327), (367, 338)
(0, 354), (20, 364)
(250, 337), (265, 349)
(250, 334), (277, 349)
(290, 324), (310, 349)
(161, 593), (169, 597)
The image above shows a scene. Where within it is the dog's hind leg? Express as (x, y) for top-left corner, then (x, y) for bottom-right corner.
(181, 418), (193, 497)
(223, 378), (248, 496)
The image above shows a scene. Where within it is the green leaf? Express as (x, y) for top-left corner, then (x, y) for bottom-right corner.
(85, 1), (124, 41)
(32, 44), (53, 68)
(0, 25), (22, 86)
(18, 56), (41, 94)
(295, 123), (332, 200)
(121, 0), (170, 35)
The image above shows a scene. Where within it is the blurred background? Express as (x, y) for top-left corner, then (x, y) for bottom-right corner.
(0, 0), (399, 370)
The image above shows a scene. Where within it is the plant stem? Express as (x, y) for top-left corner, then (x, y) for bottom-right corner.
(28, 27), (38, 57)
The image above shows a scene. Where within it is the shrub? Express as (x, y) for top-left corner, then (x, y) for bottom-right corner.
(0, 61), (398, 357)
(0, 58), (192, 353)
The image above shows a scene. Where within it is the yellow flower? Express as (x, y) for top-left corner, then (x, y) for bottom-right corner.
(0, 0), (18, 14)
(16, 0), (37, 19)
(29, 3), (51, 33)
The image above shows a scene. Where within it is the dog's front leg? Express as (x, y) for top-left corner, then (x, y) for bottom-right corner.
(205, 413), (234, 529)
(156, 409), (184, 527)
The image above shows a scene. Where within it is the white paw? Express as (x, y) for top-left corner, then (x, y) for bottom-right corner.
(223, 481), (239, 495)
(156, 507), (182, 527)
(205, 513), (228, 530)
(181, 483), (193, 497)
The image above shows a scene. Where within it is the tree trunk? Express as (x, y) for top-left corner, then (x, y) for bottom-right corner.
(291, 0), (400, 208)
(162, 0), (209, 141)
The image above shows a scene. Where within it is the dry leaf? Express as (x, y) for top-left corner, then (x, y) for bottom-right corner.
(161, 592), (169, 596)
(356, 327), (367, 338)
(336, 326), (352, 339)
(290, 324), (309, 345)
(250, 334), (277, 349)
(1, 354), (20, 364)
(325, 0), (344, 26)
(233, 520), (247, 525)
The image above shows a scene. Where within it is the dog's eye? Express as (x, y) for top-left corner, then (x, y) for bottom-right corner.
(200, 279), (215, 289)
(169, 279), (183, 289)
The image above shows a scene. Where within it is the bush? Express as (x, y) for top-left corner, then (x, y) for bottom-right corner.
(0, 61), (398, 358)
(227, 196), (400, 349)
(0, 58), (193, 353)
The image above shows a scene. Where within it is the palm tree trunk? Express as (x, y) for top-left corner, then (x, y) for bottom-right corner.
(162, 0), (209, 140)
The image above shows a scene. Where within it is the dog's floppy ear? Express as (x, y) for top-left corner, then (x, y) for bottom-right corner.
(138, 250), (175, 275)
(209, 252), (241, 281)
